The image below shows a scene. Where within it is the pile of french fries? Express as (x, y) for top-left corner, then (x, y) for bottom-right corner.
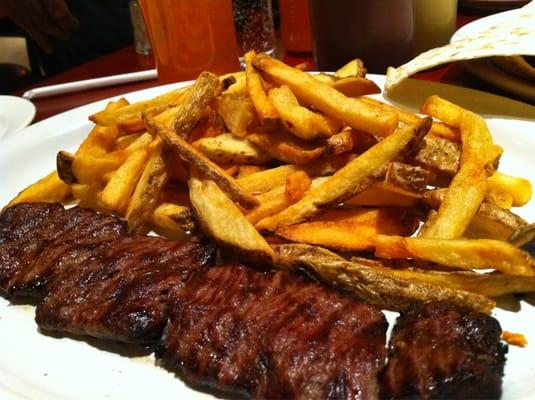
(9, 53), (535, 314)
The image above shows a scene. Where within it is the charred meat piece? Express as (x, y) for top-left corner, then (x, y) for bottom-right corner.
(0, 203), (97, 294)
(9, 209), (126, 298)
(381, 301), (507, 399)
(157, 264), (387, 399)
(36, 237), (215, 344)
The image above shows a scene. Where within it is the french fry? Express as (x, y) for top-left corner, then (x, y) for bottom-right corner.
(267, 85), (342, 140)
(256, 119), (431, 231)
(173, 71), (222, 138)
(57, 150), (127, 185)
(150, 203), (194, 241)
(375, 235), (535, 277)
(334, 59), (366, 78)
(285, 171), (312, 203)
(118, 118), (146, 134)
(237, 154), (352, 194)
(420, 95), (466, 127)
(115, 133), (142, 150)
(8, 171), (71, 206)
(77, 125), (120, 156)
(214, 92), (256, 137)
(324, 129), (361, 155)
(330, 77), (381, 97)
(71, 183), (107, 211)
(247, 177), (328, 224)
(193, 133), (271, 165)
(273, 243), (494, 313)
(421, 111), (494, 238)
(189, 171), (274, 261)
(125, 144), (169, 233)
(344, 183), (419, 207)
(244, 51), (280, 128)
(144, 116), (259, 209)
(89, 88), (187, 126)
(276, 208), (418, 251)
(252, 53), (398, 137)
(124, 132), (153, 153)
(247, 131), (326, 165)
(488, 171), (532, 207)
(237, 165), (265, 178)
(101, 149), (148, 213)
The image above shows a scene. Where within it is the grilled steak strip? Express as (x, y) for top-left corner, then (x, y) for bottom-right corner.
(381, 301), (507, 399)
(0, 203), (126, 297)
(36, 237), (215, 344)
(157, 264), (388, 399)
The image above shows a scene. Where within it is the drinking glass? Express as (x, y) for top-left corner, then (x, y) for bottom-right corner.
(309, 0), (415, 74)
(138, 0), (241, 83)
(414, 0), (458, 55)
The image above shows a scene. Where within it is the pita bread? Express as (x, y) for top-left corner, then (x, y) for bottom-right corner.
(385, 1), (535, 91)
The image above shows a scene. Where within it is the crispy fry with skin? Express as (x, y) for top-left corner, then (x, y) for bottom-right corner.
(144, 115), (258, 208)
(193, 133), (271, 165)
(125, 143), (169, 234)
(362, 260), (535, 298)
(256, 119), (431, 231)
(118, 118), (146, 134)
(383, 161), (429, 197)
(237, 165), (264, 178)
(276, 208), (419, 251)
(57, 150), (127, 185)
(8, 171), (71, 206)
(189, 171), (274, 261)
(247, 131), (326, 165)
(324, 129), (361, 155)
(268, 85), (342, 140)
(285, 171), (311, 202)
(375, 235), (535, 277)
(173, 71), (222, 138)
(252, 53), (398, 137)
(101, 149), (148, 213)
(77, 125), (119, 156)
(414, 134), (461, 177)
(71, 183), (107, 211)
(421, 111), (494, 239)
(244, 51), (280, 128)
(273, 243), (494, 313)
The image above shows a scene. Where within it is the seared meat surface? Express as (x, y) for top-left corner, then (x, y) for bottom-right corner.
(0, 204), (509, 398)
(36, 237), (215, 343)
(0, 202), (126, 297)
(157, 264), (388, 399)
(381, 301), (507, 399)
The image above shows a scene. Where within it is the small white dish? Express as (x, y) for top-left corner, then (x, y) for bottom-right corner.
(0, 95), (36, 139)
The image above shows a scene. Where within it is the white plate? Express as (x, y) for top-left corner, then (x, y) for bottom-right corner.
(451, 8), (535, 101)
(0, 96), (36, 140)
(1, 77), (535, 400)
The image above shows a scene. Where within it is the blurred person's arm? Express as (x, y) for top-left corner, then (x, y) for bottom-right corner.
(0, 0), (79, 53)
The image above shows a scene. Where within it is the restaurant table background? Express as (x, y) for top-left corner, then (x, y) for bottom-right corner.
(14, 6), (534, 123)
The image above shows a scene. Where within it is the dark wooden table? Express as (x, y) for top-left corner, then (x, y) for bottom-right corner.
(16, 6), (531, 123)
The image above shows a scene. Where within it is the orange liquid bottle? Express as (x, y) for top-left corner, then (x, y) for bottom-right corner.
(139, 0), (241, 83)
(279, 0), (313, 54)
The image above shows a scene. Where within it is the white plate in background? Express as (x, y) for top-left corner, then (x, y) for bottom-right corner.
(1, 77), (535, 399)
(0, 95), (36, 140)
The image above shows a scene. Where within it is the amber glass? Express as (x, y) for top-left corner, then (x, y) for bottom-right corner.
(279, 0), (312, 54)
(139, 0), (241, 83)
